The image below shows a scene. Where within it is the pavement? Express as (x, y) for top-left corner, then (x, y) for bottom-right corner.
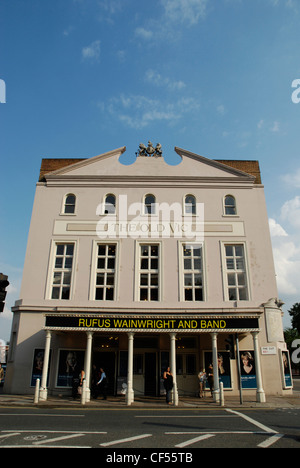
(0, 391), (299, 409)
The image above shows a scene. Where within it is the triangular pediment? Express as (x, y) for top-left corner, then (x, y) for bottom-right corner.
(41, 146), (258, 184)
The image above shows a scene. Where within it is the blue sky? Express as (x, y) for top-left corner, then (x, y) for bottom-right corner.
(1, 0), (300, 341)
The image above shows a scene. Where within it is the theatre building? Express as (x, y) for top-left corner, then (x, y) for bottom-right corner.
(5, 144), (292, 403)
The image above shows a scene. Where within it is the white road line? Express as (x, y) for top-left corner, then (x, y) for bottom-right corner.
(0, 432), (20, 439)
(226, 409), (277, 434)
(166, 431), (257, 435)
(33, 433), (86, 445)
(0, 445), (90, 449)
(2, 430), (106, 434)
(100, 434), (152, 447)
(135, 415), (238, 418)
(175, 434), (215, 448)
(0, 414), (84, 417)
(258, 434), (284, 448)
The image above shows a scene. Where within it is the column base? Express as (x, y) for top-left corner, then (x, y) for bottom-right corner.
(172, 387), (179, 406)
(39, 388), (48, 401)
(125, 389), (134, 406)
(256, 390), (266, 403)
(213, 390), (220, 403)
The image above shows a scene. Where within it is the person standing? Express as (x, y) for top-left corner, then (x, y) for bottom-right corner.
(97, 367), (108, 400)
(198, 368), (207, 398)
(163, 367), (173, 405)
(0, 364), (4, 385)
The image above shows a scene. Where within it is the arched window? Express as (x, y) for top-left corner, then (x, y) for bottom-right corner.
(144, 194), (156, 215)
(64, 194), (76, 214)
(185, 195), (196, 215)
(224, 195), (237, 215)
(104, 194), (116, 214)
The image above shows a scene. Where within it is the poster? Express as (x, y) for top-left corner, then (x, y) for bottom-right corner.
(240, 350), (257, 389)
(30, 348), (52, 387)
(204, 351), (232, 389)
(56, 349), (85, 387)
(281, 350), (292, 389)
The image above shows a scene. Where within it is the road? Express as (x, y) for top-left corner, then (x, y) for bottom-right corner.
(0, 405), (299, 451)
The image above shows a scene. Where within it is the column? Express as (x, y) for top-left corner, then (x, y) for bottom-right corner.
(252, 331), (266, 403)
(170, 333), (178, 406)
(39, 330), (52, 401)
(84, 331), (93, 402)
(211, 332), (220, 402)
(126, 332), (134, 406)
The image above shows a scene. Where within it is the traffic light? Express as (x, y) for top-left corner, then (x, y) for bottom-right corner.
(225, 334), (235, 359)
(0, 273), (9, 313)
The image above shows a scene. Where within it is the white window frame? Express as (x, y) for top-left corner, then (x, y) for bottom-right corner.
(221, 241), (251, 302)
(135, 241), (162, 302)
(143, 194), (156, 215)
(103, 193), (116, 215)
(184, 194), (197, 216)
(178, 241), (206, 302)
(60, 193), (77, 216)
(46, 239), (78, 300)
(89, 240), (120, 301)
(223, 194), (238, 217)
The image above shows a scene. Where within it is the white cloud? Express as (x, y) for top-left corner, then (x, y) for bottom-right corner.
(280, 196), (300, 227)
(272, 239), (300, 295)
(145, 69), (186, 91)
(257, 119), (264, 129)
(99, 93), (200, 129)
(269, 218), (288, 237)
(134, 27), (154, 40)
(270, 121), (280, 132)
(161, 0), (208, 25)
(82, 40), (101, 61)
(269, 198), (300, 298)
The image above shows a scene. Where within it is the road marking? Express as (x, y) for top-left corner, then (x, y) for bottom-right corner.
(2, 430), (106, 434)
(100, 434), (152, 447)
(166, 431), (258, 434)
(135, 415), (238, 418)
(226, 409), (277, 434)
(258, 434), (284, 448)
(0, 413), (84, 417)
(0, 432), (20, 439)
(175, 434), (215, 448)
(32, 433), (86, 445)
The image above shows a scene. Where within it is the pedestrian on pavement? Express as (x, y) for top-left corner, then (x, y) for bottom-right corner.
(97, 367), (108, 400)
(0, 364), (4, 385)
(163, 366), (173, 405)
(198, 368), (207, 398)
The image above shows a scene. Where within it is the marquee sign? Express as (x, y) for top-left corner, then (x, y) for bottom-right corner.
(44, 314), (259, 332)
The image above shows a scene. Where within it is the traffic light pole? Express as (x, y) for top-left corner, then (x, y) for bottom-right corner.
(235, 333), (243, 405)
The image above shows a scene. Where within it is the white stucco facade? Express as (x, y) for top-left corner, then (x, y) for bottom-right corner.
(4, 146), (292, 403)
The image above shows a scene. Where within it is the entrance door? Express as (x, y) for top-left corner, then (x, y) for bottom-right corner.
(93, 352), (116, 395)
(144, 352), (157, 396)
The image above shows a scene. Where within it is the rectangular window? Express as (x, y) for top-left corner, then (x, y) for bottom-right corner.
(224, 244), (249, 301)
(138, 244), (160, 301)
(51, 243), (74, 300)
(95, 244), (116, 301)
(182, 244), (204, 301)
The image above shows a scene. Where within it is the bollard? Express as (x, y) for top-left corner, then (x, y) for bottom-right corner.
(34, 378), (40, 404)
(81, 380), (86, 405)
(220, 382), (224, 407)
